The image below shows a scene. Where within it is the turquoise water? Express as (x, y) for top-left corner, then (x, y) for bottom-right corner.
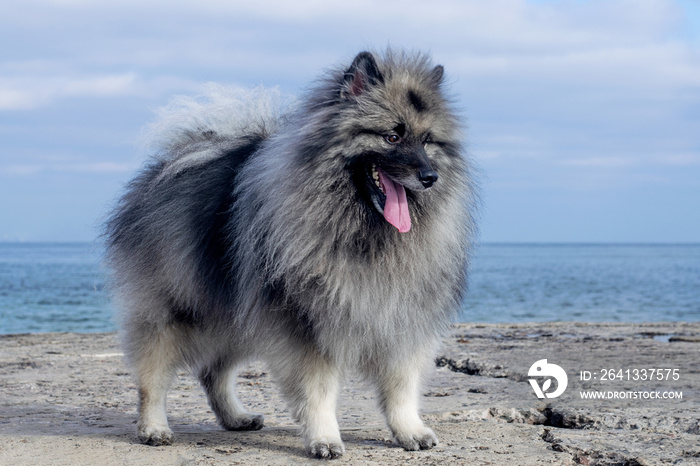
(462, 244), (700, 322)
(0, 243), (698, 334)
(0, 243), (112, 334)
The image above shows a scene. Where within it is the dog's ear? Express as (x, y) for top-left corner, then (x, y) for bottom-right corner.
(342, 52), (384, 98)
(430, 65), (444, 86)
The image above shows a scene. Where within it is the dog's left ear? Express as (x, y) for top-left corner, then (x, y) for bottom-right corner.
(430, 65), (444, 86)
(342, 52), (384, 98)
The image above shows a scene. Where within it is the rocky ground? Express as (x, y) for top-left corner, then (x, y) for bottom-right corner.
(0, 322), (698, 465)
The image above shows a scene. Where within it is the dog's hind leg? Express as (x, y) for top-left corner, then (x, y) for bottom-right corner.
(127, 323), (186, 446)
(199, 354), (264, 431)
(372, 352), (438, 451)
(267, 345), (344, 459)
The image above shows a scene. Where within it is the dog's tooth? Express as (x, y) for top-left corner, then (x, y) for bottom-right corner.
(370, 163), (382, 191)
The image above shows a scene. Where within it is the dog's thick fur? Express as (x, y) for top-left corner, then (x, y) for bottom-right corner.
(105, 50), (476, 459)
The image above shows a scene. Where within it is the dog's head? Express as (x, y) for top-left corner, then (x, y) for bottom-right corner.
(332, 51), (461, 233)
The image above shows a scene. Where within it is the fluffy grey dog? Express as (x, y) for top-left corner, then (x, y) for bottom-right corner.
(105, 49), (476, 459)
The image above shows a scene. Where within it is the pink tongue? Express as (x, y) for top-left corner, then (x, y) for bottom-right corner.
(378, 169), (411, 233)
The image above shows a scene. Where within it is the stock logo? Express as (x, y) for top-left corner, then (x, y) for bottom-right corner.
(528, 359), (568, 399)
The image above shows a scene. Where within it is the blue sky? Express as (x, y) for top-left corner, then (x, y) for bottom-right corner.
(1, 0), (698, 242)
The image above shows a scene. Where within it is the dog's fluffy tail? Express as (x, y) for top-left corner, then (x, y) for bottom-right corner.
(142, 84), (296, 180)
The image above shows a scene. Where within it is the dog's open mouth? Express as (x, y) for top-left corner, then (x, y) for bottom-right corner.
(367, 163), (411, 233)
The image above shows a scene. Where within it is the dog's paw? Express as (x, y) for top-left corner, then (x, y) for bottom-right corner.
(137, 423), (173, 446)
(308, 438), (345, 459)
(221, 412), (265, 431)
(394, 427), (438, 451)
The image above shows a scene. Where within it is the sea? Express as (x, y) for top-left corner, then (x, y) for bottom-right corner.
(0, 242), (698, 334)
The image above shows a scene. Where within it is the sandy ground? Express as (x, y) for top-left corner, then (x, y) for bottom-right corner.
(0, 322), (698, 465)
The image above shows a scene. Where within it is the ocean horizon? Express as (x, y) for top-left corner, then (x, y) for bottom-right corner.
(1, 242), (698, 334)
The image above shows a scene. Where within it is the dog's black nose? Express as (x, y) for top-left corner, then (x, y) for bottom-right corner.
(418, 169), (438, 188)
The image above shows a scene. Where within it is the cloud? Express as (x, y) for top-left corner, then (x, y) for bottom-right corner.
(0, 72), (138, 110)
(3, 0), (695, 171)
(561, 157), (636, 168)
(561, 154), (700, 168)
(1, 1), (699, 224)
(0, 161), (138, 176)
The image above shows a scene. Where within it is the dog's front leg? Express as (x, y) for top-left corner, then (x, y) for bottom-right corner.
(268, 345), (344, 459)
(374, 356), (438, 451)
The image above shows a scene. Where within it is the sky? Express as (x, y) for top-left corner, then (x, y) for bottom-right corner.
(1, 0), (699, 243)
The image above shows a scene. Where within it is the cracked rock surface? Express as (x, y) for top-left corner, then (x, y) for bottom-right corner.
(0, 322), (698, 465)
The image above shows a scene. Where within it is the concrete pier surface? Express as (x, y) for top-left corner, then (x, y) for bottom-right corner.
(1, 322), (698, 465)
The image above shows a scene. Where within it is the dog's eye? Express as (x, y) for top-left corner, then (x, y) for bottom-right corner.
(384, 134), (401, 144)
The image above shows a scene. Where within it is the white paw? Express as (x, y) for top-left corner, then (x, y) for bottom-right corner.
(394, 426), (438, 451)
(137, 423), (173, 446)
(307, 437), (345, 459)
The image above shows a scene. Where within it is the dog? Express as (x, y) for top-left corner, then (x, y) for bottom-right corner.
(105, 49), (476, 459)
